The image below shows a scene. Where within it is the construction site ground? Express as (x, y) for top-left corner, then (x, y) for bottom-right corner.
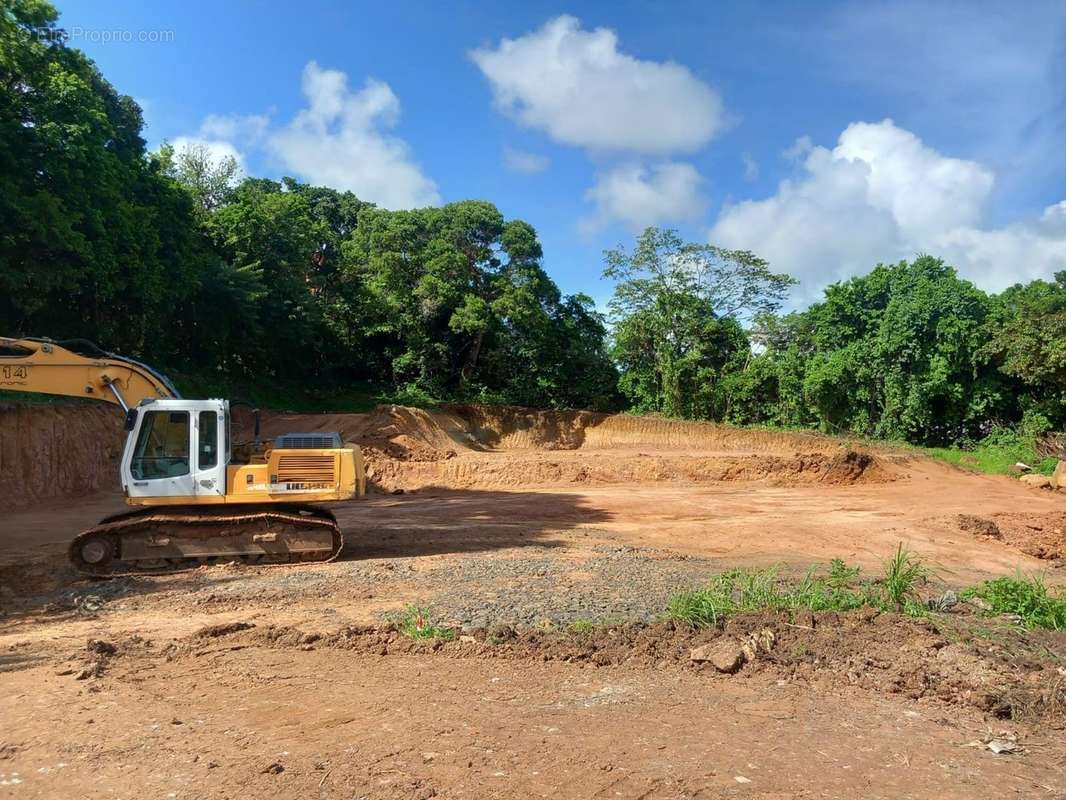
(1, 403), (1065, 799)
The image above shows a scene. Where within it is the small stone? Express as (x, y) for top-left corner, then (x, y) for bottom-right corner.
(261, 762), (284, 774)
(1020, 474), (1052, 489)
(690, 639), (748, 673)
(86, 639), (116, 656)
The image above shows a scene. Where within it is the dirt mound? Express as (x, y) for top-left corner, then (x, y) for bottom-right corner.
(266, 403), (855, 458)
(0, 403), (123, 510)
(954, 512), (1066, 564)
(261, 404), (895, 492)
(361, 448), (892, 492)
(442, 404), (846, 454)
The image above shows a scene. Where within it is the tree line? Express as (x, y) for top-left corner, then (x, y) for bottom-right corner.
(2, 0), (1063, 446)
(606, 229), (1065, 446)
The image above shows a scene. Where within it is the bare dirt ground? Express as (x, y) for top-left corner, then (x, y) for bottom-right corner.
(2, 404), (1065, 798)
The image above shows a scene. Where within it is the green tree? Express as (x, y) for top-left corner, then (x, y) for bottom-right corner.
(203, 178), (326, 377)
(0, 0), (217, 363)
(755, 257), (1009, 444)
(604, 228), (793, 418)
(158, 140), (241, 213)
(985, 271), (1066, 430)
(341, 200), (616, 407)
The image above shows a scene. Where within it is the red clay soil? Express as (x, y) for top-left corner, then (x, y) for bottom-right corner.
(0, 403), (122, 510)
(3, 403), (1066, 798)
(1, 612), (1064, 799)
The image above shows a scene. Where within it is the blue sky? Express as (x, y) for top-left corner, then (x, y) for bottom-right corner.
(58, 0), (1066, 308)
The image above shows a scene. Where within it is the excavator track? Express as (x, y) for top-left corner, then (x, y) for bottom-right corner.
(69, 505), (343, 577)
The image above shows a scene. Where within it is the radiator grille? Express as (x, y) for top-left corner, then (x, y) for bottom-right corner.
(276, 454), (337, 485)
(275, 432), (342, 449)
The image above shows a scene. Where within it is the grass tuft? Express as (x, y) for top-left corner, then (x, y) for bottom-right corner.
(881, 543), (932, 611)
(963, 575), (1066, 630)
(669, 545), (939, 628)
(668, 562), (877, 629)
(389, 604), (456, 640)
(924, 428), (1057, 477)
(567, 619), (596, 635)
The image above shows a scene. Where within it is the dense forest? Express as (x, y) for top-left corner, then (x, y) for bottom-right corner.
(2, 0), (1063, 451)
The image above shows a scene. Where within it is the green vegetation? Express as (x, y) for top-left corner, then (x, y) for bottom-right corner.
(0, 1), (617, 412)
(963, 575), (1066, 631)
(881, 543), (932, 612)
(567, 618), (597, 634)
(669, 547), (933, 628)
(669, 564), (877, 628)
(672, 551), (1066, 631)
(2, 0), (1064, 456)
(925, 428), (1058, 476)
(388, 604), (456, 641)
(604, 228), (794, 420)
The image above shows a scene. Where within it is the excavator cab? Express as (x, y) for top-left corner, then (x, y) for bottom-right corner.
(118, 397), (364, 507)
(121, 399), (227, 500)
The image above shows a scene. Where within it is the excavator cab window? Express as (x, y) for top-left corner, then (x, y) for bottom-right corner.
(130, 410), (190, 480)
(198, 410), (218, 470)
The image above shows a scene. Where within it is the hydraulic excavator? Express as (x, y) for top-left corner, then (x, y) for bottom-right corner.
(0, 336), (365, 576)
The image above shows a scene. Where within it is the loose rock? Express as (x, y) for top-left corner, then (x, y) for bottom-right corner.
(1020, 474), (1052, 489)
(690, 639), (747, 673)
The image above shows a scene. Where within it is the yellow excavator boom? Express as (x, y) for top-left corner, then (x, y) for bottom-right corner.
(0, 336), (178, 410)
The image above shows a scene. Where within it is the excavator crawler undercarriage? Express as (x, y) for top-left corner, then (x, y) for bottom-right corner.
(69, 504), (344, 577)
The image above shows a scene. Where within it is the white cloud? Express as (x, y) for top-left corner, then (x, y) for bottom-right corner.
(471, 15), (725, 154)
(710, 119), (1066, 300)
(582, 161), (706, 233)
(503, 146), (550, 174)
(173, 62), (439, 209)
(812, 2), (1066, 186)
(268, 62), (440, 208)
(199, 112), (270, 144)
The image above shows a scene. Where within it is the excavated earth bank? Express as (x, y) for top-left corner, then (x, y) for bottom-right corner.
(260, 403), (899, 492)
(0, 403), (123, 510)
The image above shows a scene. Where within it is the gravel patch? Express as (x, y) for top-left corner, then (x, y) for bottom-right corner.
(17, 537), (722, 630)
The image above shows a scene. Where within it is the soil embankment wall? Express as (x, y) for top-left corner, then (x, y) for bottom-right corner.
(0, 404), (123, 510)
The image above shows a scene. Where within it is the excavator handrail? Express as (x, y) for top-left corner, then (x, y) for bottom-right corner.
(0, 335), (181, 410)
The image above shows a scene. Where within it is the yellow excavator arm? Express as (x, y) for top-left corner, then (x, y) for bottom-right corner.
(0, 336), (179, 410)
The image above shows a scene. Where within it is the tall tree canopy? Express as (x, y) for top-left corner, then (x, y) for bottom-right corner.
(0, 0), (216, 360)
(603, 228), (794, 418)
(985, 271), (1066, 432)
(342, 201), (617, 407)
(723, 257), (1021, 445)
